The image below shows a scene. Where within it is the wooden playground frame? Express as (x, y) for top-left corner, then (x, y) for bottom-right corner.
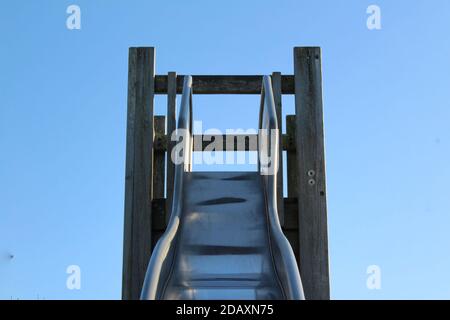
(122, 47), (329, 300)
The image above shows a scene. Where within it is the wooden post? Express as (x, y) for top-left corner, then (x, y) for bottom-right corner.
(293, 47), (330, 300)
(122, 47), (155, 300)
(286, 115), (298, 198)
(166, 72), (177, 223)
(272, 72), (285, 226)
(285, 115), (300, 266)
(154, 116), (166, 199)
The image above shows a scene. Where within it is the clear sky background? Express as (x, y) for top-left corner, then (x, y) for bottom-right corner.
(1, 0), (450, 299)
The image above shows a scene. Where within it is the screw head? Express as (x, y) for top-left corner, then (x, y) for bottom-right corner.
(307, 170), (316, 177)
(308, 179), (316, 186)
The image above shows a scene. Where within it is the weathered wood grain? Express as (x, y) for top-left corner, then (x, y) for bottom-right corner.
(156, 134), (290, 152)
(294, 47), (330, 300)
(122, 47), (155, 300)
(166, 72), (177, 223)
(153, 116), (166, 199)
(151, 198), (166, 248)
(154, 75), (295, 94)
(286, 115), (298, 198)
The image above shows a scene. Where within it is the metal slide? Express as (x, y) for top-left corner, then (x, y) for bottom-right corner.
(141, 76), (304, 300)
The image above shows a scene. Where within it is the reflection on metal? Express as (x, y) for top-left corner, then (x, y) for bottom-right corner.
(141, 76), (304, 300)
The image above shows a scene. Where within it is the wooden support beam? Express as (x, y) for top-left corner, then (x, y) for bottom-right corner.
(154, 75), (295, 94)
(122, 47), (155, 300)
(155, 134), (291, 152)
(166, 72), (177, 223)
(272, 72), (285, 227)
(151, 198), (166, 248)
(294, 47), (330, 300)
(283, 198), (300, 266)
(286, 115), (298, 198)
(153, 116), (166, 199)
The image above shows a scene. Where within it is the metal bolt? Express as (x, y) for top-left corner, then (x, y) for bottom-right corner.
(308, 179), (316, 186)
(307, 170), (315, 177)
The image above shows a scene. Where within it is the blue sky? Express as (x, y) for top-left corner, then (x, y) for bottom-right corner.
(1, 0), (450, 299)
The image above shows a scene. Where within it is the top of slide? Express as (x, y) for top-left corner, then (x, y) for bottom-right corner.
(140, 76), (304, 300)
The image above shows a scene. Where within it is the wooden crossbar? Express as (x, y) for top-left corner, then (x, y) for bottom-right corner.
(154, 75), (295, 94)
(154, 134), (294, 152)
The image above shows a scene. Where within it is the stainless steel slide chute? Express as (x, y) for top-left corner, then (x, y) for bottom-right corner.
(141, 76), (304, 300)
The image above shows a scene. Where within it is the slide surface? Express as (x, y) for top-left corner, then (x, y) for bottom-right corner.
(163, 171), (286, 299)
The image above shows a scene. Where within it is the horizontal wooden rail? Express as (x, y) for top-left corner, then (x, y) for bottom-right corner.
(154, 133), (294, 151)
(154, 75), (295, 94)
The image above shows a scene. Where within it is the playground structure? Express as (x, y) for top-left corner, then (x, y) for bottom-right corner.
(122, 47), (329, 300)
